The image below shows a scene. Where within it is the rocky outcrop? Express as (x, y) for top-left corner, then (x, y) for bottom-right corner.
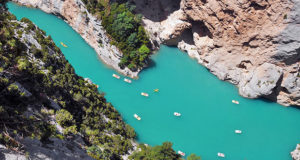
(0, 137), (93, 160)
(291, 144), (300, 160)
(239, 63), (283, 99)
(12, 0), (139, 78)
(134, 0), (300, 106)
(11, 0), (300, 105)
(0, 17), (94, 160)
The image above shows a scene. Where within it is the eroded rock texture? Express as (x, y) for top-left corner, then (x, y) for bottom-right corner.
(13, 0), (300, 105)
(134, 0), (300, 106)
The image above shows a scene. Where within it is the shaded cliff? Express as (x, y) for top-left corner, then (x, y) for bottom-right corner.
(1, 3), (188, 160)
(0, 10), (138, 159)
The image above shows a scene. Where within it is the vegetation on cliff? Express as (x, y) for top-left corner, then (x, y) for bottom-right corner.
(0, 1), (201, 159)
(0, 6), (135, 159)
(82, 0), (151, 71)
(130, 142), (180, 160)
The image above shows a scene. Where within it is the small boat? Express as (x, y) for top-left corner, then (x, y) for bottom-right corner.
(141, 92), (149, 97)
(178, 151), (185, 156)
(235, 130), (242, 134)
(174, 112), (181, 117)
(154, 89), (159, 92)
(124, 78), (132, 83)
(112, 74), (120, 79)
(60, 42), (68, 47)
(217, 152), (225, 157)
(96, 85), (99, 88)
(134, 114), (141, 120)
(232, 100), (239, 104)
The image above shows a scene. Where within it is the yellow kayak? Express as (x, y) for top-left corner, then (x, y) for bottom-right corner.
(60, 42), (68, 48)
(154, 89), (159, 92)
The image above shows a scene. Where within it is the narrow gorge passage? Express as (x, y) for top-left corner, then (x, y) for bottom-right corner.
(8, 2), (300, 160)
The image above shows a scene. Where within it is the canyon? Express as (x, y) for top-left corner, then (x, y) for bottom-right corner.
(12, 0), (139, 78)
(13, 0), (300, 107)
(7, 0), (300, 159)
(133, 0), (300, 107)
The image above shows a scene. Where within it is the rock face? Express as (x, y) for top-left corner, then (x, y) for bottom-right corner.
(12, 0), (300, 105)
(0, 17), (94, 160)
(291, 144), (300, 160)
(239, 63), (283, 99)
(134, 0), (300, 106)
(12, 0), (139, 78)
(0, 137), (93, 160)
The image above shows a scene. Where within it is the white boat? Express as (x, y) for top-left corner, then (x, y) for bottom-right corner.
(232, 100), (239, 104)
(217, 152), (225, 157)
(174, 112), (181, 117)
(112, 74), (120, 79)
(134, 114), (141, 120)
(235, 130), (242, 134)
(141, 92), (149, 97)
(124, 78), (132, 83)
(178, 150), (185, 156)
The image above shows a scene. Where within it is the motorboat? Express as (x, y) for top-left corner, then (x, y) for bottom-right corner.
(235, 130), (242, 134)
(174, 112), (181, 117)
(124, 78), (132, 83)
(134, 114), (141, 120)
(112, 74), (120, 79)
(217, 152), (225, 157)
(141, 92), (149, 97)
(232, 100), (239, 104)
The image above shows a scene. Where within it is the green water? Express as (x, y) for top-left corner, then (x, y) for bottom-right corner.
(7, 2), (300, 160)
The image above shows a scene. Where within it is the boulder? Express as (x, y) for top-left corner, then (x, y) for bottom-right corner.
(239, 63), (283, 98)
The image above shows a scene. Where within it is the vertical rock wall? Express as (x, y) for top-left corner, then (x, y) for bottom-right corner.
(134, 0), (300, 106)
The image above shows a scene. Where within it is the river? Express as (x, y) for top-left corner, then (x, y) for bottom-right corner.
(7, 2), (300, 160)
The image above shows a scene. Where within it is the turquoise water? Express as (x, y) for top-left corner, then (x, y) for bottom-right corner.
(7, 2), (300, 160)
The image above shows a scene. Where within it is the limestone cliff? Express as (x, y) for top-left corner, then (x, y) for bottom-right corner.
(12, 0), (299, 105)
(0, 9), (140, 159)
(133, 0), (300, 106)
(12, 0), (139, 78)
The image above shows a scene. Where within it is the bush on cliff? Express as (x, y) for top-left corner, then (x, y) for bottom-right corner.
(83, 0), (151, 71)
(0, 10), (135, 159)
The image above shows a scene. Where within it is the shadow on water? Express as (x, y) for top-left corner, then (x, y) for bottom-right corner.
(139, 58), (157, 75)
(259, 97), (277, 104)
(291, 105), (300, 111)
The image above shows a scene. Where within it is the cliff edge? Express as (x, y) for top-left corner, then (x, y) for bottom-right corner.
(134, 0), (300, 107)
(12, 0), (139, 78)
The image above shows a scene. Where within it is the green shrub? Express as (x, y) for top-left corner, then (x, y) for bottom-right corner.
(82, 0), (151, 70)
(56, 109), (75, 127)
(130, 142), (180, 160)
